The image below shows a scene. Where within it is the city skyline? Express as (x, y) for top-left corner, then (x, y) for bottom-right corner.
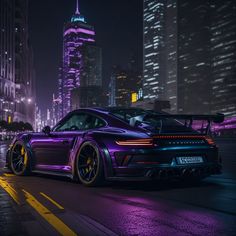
(29, 0), (143, 114)
(1, 0), (235, 128)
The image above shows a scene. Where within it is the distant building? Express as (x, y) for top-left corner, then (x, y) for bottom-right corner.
(0, 0), (35, 125)
(108, 66), (142, 107)
(60, 0), (102, 117)
(177, 0), (212, 114)
(131, 99), (170, 112)
(52, 94), (61, 126)
(165, 0), (177, 113)
(71, 86), (107, 109)
(0, 0), (15, 121)
(80, 44), (102, 87)
(210, 0), (236, 116)
(143, 0), (236, 116)
(35, 105), (42, 132)
(143, 0), (166, 101)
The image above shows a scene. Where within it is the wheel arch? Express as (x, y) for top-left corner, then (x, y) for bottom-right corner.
(72, 136), (113, 180)
(9, 134), (34, 172)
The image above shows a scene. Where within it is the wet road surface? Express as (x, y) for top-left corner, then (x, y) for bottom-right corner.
(0, 139), (236, 236)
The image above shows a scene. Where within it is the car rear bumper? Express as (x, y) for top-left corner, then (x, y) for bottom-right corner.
(107, 145), (221, 180)
(110, 162), (222, 181)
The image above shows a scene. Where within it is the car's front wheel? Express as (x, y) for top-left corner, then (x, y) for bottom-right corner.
(76, 141), (104, 187)
(10, 141), (30, 176)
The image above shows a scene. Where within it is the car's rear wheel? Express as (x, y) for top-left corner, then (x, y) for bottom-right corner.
(76, 141), (104, 187)
(10, 141), (30, 176)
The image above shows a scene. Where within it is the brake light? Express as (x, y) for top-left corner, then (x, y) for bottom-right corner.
(205, 136), (215, 145)
(116, 138), (153, 146)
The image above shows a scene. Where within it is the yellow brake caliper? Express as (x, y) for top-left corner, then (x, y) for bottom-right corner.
(21, 146), (28, 165)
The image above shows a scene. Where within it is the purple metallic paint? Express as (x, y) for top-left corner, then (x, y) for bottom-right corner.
(6, 108), (222, 182)
(64, 28), (95, 36)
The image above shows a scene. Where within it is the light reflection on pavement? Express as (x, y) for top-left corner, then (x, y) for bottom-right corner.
(0, 139), (236, 236)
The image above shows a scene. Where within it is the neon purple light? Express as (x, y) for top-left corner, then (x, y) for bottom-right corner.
(64, 28), (95, 36)
(190, 116), (236, 131)
(36, 164), (71, 171)
(78, 38), (95, 42)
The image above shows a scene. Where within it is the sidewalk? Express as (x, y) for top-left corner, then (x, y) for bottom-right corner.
(0, 188), (28, 236)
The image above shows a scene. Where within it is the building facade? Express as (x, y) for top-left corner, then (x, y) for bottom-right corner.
(143, 0), (166, 101)
(143, 0), (236, 116)
(0, 0), (15, 122)
(109, 66), (142, 107)
(177, 0), (212, 114)
(165, 0), (177, 113)
(210, 0), (236, 116)
(0, 0), (35, 124)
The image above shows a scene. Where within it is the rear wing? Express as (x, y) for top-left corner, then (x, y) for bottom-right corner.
(130, 113), (225, 134)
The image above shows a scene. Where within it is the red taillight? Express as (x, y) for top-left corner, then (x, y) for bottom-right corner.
(205, 136), (215, 145)
(115, 138), (153, 146)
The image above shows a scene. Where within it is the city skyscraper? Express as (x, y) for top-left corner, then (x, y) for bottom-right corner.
(0, 0), (35, 124)
(0, 0), (15, 121)
(210, 0), (236, 116)
(143, 0), (236, 116)
(60, 0), (100, 117)
(177, 0), (212, 114)
(143, 0), (166, 101)
(165, 0), (177, 113)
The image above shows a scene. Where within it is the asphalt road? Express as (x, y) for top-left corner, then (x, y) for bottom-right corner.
(0, 139), (236, 236)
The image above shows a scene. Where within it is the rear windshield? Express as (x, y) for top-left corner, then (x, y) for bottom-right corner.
(110, 109), (198, 134)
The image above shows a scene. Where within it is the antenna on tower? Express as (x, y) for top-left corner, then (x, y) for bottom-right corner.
(75, 0), (80, 14)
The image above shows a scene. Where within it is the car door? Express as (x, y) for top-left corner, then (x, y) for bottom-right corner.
(31, 112), (90, 172)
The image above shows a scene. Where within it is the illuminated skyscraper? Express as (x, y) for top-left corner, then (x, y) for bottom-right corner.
(143, 0), (166, 100)
(143, 0), (236, 116)
(61, 0), (97, 116)
(177, 0), (212, 114)
(210, 0), (236, 116)
(0, 0), (15, 121)
(165, 0), (177, 113)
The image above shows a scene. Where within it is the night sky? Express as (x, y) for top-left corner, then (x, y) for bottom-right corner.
(29, 0), (143, 113)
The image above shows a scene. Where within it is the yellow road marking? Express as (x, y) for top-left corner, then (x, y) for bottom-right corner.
(22, 189), (77, 236)
(0, 177), (19, 204)
(3, 173), (15, 177)
(40, 192), (64, 210)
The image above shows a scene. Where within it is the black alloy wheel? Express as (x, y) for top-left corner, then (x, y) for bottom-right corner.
(10, 141), (30, 175)
(76, 142), (104, 186)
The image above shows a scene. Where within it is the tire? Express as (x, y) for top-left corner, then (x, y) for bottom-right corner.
(10, 141), (30, 176)
(76, 141), (104, 187)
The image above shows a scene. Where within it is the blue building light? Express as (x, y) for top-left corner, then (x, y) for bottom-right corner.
(71, 15), (86, 23)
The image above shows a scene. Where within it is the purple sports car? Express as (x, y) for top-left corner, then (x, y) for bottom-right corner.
(5, 108), (224, 186)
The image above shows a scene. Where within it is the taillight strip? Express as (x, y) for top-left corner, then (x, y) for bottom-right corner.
(116, 139), (153, 146)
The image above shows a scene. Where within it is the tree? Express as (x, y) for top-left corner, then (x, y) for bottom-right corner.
(24, 122), (33, 131)
(0, 120), (8, 131)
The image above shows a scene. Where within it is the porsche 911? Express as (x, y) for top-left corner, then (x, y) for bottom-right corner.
(5, 108), (224, 186)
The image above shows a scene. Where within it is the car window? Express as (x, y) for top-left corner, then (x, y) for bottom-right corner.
(55, 113), (105, 131)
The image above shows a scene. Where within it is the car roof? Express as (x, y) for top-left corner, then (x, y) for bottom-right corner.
(73, 107), (145, 113)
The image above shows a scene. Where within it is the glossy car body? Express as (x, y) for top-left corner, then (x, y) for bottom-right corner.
(5, 108), (224, 186)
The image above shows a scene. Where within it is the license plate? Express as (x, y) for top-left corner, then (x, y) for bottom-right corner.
(176, 156), (203, 164)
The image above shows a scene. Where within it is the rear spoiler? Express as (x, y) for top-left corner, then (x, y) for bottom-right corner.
(130, 113), (224, 134)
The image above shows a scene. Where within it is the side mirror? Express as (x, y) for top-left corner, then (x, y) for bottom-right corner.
(42, 126), (51, 135)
